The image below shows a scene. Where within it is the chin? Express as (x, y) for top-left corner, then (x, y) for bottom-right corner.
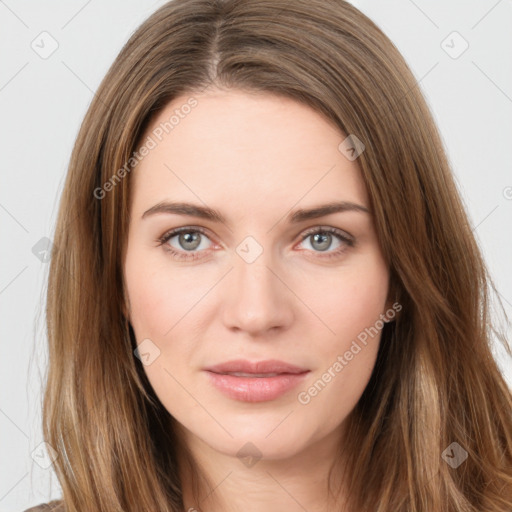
(190, 419), (315, 462)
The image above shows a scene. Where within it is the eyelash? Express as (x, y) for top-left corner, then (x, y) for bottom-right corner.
(157, 226), (354, 262)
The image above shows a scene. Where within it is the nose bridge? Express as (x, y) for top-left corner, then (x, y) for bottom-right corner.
(221, 239), (293, 334)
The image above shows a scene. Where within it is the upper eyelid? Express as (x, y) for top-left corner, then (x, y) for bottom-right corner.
(300, 225), (353, 240)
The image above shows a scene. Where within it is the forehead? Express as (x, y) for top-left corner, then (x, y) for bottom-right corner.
(130, 89), (368, 217)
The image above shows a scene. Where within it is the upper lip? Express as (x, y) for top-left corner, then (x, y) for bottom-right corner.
(204, 359), (309, 375)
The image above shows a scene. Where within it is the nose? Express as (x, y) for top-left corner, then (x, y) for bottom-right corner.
(221, 252), (294, 336)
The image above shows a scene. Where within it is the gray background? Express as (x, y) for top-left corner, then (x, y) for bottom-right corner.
(1, 1), (511, 510)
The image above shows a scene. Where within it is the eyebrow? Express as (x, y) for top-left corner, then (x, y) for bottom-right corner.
(141, 200), (370, 225)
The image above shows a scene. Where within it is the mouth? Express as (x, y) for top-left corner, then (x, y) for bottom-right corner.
(203, 359), (310, 402)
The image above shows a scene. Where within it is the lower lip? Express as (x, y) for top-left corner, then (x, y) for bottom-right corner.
(205, 371), (310, 402)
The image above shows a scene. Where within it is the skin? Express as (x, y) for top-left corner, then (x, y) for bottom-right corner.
(123, 87), (391, 512)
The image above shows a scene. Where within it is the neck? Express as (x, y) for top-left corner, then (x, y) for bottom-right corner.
(176, 424), (350, 512)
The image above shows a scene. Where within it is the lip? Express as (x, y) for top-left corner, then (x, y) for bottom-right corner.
(204, 359), (308, 375)
(203, 359), (310, 402)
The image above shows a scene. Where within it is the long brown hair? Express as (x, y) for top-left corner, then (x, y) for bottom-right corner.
(43, 0), (512, 510)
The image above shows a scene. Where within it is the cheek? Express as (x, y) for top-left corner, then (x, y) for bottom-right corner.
(124, 247), (198, 338)
(125, 266), (169, 338)
(296, 256), (388, 417)
(124, 247), (209, 373)
(314, 257), (389, 344)
(124, 251), (199, 415)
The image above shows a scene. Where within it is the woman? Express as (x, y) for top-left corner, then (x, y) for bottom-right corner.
(29, 0), (512, 510)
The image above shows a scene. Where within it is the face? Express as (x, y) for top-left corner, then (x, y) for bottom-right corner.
(123, 88), (391, 462)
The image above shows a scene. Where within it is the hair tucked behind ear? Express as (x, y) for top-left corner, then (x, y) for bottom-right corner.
(43, 0), (512, 510)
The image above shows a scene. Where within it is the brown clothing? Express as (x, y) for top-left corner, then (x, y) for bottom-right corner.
(23, 500), (65, 512)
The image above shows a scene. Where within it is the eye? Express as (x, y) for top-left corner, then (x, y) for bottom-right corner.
(296, 227), (354, 260)
(157, 226), (354, 261)
(157, 227), (214, 261)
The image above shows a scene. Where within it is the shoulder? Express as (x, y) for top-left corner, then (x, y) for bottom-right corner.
(23, 500), (65, 512)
